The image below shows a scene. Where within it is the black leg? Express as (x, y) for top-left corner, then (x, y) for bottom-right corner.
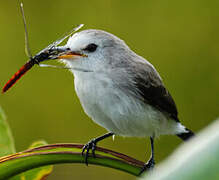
(147, 136), (155, 168)
(82, 132), (114, 165)
(139, 136), (155, 175)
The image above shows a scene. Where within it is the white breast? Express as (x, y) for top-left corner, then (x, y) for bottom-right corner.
(73, 71), (185, 137)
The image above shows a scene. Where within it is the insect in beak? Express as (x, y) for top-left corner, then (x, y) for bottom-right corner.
(2, 2), (83, 93)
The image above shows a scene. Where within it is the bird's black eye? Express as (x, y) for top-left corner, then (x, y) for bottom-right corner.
(83, 43), (98, 52)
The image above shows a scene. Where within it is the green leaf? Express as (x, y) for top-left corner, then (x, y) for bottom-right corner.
(0, 106), (16, 156)
(10, 140), (53, 180)
(141, 119), (219, 180)
(0, 107), (53, 179)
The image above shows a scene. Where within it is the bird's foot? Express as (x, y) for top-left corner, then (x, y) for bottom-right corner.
(139, 158), (155, 176)
(82, 139), (97, 165)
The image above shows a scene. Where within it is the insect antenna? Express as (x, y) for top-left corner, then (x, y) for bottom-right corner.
(20, 2), (32, 58)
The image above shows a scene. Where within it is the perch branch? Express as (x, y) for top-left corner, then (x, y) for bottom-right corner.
(0, 143), (145, 179)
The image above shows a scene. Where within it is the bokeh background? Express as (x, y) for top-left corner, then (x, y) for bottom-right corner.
(1, 0), (219, 179)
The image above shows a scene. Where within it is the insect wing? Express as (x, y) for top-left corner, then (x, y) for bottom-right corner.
(37, 24), (84, 55)
(51, 24), (84, 47)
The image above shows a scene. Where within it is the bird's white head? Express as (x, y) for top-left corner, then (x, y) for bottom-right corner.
(57, 29), (132, 72)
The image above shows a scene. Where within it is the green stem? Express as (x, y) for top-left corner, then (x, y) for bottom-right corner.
(0, 143), (144, 179)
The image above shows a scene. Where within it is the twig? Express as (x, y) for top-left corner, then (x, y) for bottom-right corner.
(0, 143), (145, 179)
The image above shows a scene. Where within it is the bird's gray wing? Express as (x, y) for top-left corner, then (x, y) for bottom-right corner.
(131, 62), (179, 122)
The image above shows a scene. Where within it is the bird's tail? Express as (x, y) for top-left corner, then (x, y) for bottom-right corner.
(177, 128), (194, 141)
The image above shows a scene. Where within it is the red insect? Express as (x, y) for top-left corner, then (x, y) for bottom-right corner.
(2, 60), (35, 93)
(2, 3), (83, 94)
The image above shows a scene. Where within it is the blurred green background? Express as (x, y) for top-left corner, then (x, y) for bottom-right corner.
(0, 0), (218, 179)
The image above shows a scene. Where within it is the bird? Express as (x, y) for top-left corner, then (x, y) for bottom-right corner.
(54, 29), (194, 174)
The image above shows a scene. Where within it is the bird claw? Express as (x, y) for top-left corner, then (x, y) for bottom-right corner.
(82, 139), (97, 165)
(139, 158), (155, 176)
